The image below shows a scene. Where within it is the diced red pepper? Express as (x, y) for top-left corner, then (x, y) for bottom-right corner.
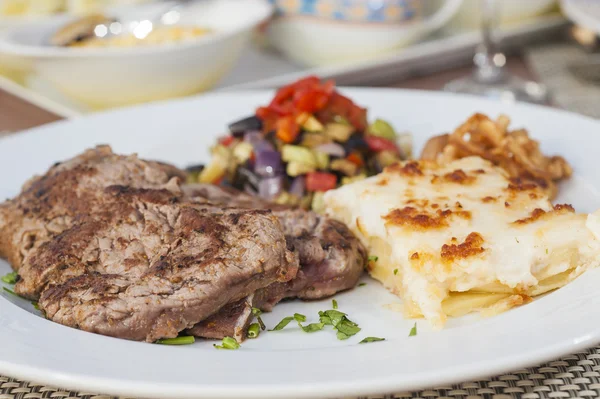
(346, 152), (364, 167)
(293, 88), (330, 114)
(276, 115), (300, 143)
(219, 135), (235, 147)
(213, 175), (225, 185)
(315, 92), (367, 132)
(306, 172), (338, 192)
(365, 136), (400, 153)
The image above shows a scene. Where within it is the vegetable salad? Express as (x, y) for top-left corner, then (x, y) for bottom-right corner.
(187, 76), (411, 212)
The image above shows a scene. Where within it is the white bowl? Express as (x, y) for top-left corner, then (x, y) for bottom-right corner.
(0, 0), (272, 109)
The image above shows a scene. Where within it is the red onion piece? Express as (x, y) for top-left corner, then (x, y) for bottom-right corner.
(314, 142), (345, 157)
(258, 175), (284, 200)
(255, 150), (283, 176)
(289, 176), (305, 197)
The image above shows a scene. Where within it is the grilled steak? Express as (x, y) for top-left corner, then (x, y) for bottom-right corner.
(0, 145), (185, 272)
(0, 147), (298, 342)
(182, 184), (366, 340)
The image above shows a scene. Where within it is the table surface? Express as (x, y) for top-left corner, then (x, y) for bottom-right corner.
(0, 55), (534, 133)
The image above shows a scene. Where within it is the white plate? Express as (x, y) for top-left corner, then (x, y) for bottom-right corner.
(1, 88), (600, 399)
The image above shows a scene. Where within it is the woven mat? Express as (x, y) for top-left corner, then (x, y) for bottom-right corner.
(2, 346), (600, 399)
(526, 41), (600, 119)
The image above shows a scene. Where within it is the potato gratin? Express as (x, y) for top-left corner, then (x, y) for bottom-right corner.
(324, 156), (600, 328)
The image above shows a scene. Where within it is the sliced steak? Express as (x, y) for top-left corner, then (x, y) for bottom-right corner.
(1, 148), (298, 342)
(182, 184), (366, 340)
(0, 145), (185, 272)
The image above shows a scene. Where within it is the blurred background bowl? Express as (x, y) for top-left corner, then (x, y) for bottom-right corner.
(448, 0), (558, 30)
(265, 0), (463, 67)
(0, 0), (272, 109)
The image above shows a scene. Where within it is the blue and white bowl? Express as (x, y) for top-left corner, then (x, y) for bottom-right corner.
(269, 0), (424, 24)
(266, 0), (463, 67)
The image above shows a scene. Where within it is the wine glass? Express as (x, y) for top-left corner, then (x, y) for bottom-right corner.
(444, 0), (550, 104)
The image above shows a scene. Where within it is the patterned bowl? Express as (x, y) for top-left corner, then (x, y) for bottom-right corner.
(266, 0), (463, 66)
(269, 0), (424, 24)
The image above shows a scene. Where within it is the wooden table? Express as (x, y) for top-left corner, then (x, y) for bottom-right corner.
(0, 55), (536, 134)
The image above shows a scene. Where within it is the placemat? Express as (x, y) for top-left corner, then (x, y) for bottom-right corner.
(526, 41), (600, 119)
(2, 346), (600, 399)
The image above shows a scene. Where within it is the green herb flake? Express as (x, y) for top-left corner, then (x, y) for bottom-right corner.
(156, 336), (195, 345)
(32, 302), (40, 310)
(299, 322), (325, 333)
(332, 299), (338, 309)
(214, 336), (240, 350)
(393, 269), (398, 275)
(367, 255), (378, 262)
(252, 307), (266, 330)
(1, 272), (17, 285)
(358, 282), (367, 287)
(293, 313), (307, 323)
(270, 316), (294, 331)
(251, 307), (262, 316)
(247, 323), (260, 339)
(409, 323), (417, 337)
(359, 337), (385, 344)
(336, 318), (361, 337)
(337, 331), (350, 340)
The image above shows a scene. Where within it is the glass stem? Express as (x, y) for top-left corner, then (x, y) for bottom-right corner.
(474, 0), (505, 84)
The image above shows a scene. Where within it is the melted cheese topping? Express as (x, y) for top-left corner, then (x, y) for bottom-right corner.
(324, 156), (600, 328)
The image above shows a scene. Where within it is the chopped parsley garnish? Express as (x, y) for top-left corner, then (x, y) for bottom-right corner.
(409, 323), (417, 337)
(1, 272), (17, 285)
(156, 336), (195, 345)
(332, 299), (338, 309)
(214, 336), (240, 350)
(247, 323), (260, 338)
(32, 302), (40, 310)
(393, 269), (398, 275)
(318, 309), (361, 340)
(367, 255), (378, 262)
(359, 337), (385, 344)
(293, 313), (306, 323)
(252, 307), (266, 330)
(270, 316), (294, 331)
(299, 322), (325, 333)
(358, 283), (367, 287)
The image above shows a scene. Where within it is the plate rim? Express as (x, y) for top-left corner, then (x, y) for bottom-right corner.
(1, 87), (600, 399)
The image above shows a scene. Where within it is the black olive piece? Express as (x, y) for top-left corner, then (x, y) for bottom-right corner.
(344, 134), (369, 155)
(185, 164), (205, 173)
(228, 116), (263, 137)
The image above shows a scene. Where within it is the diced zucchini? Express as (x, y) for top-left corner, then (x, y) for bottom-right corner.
(199, 157), (227, 183)
(300, 193), (313, 210)
(342, 173), (367, 185)
(311, 192), (325, 214)
(287, 161), (316, 177)
(366, 119), (396, 140)
(314, 151), (330, 170)
(376, 150), (400, 168)
(275, 192), (300, 206)
(397, 133), (413, 159)
(282, 145), (317, 167)
(324, 123), (354, 142)
(330, 159), (358, 176)
(296, 113), (324, 132)
(333, 115), (350, 125)
(301, 133), (331, 148)
(186, 172), (199, 184)
(232, 142), (253, 164)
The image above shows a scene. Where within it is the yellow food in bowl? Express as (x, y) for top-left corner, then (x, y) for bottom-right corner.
(69, 26), (211, 48)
